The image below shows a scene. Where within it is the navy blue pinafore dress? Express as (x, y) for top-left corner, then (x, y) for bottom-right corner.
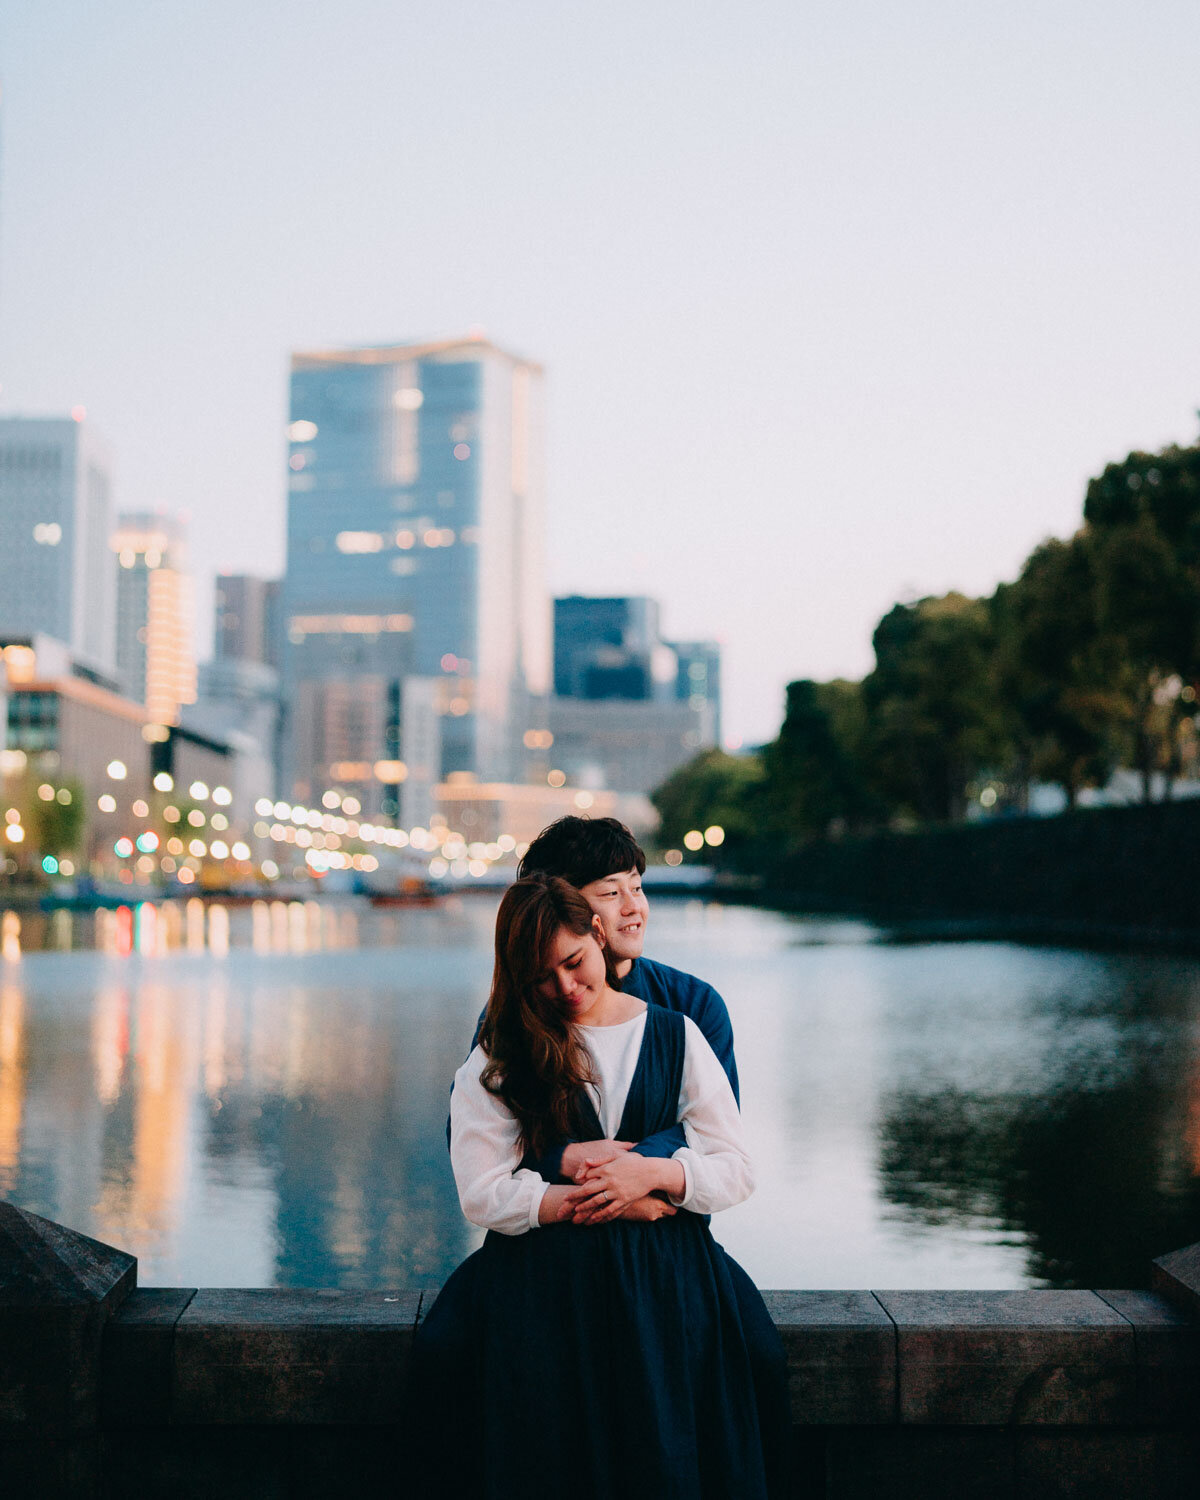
(410, 1005), (773, 1500)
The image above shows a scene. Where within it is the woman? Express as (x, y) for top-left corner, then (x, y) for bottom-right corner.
(409, 874), (784, 1499)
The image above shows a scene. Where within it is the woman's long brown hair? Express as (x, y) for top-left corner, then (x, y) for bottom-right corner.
(478, 874), (617, 1159)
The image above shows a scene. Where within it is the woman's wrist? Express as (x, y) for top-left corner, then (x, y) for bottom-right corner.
(537, 1185), (578, 1225)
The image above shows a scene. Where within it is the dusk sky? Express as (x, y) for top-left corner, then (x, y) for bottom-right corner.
(3, 0), (1198, 744)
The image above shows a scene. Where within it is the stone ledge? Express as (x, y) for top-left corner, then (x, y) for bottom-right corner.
(172, 1289), (423, 1426)
(760, 1290), (896, 1426)
(86, 1285), (1200, 1431)
(103, 1288), (197, 1428)
(875, 1290), (1135, 1426)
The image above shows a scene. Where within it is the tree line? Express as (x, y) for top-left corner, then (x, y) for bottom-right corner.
(654, 436), (1200, 862)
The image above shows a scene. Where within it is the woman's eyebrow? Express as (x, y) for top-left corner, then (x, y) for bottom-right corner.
(537, 945), (584, 977)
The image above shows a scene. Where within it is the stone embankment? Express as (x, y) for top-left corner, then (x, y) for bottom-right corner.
(2, 1202), (1199, 1497)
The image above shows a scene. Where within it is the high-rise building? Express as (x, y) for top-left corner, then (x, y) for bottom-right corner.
(553, 596), (669, 701)
(670, 639), (722, 746)
(281, 334), (548, 816)
(214, 574), (281, 669)
(547, 595), (721, 796)
(0, 415), (116, 672)
(112, 512), (196, 725)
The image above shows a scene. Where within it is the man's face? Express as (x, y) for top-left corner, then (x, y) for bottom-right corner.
(577, 868), (649, 964)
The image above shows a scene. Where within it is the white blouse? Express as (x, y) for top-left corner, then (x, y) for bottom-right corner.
(449, 1010), (753, 1236)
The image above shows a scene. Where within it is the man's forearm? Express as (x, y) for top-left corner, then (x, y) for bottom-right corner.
(630, 1124), (687, 1159)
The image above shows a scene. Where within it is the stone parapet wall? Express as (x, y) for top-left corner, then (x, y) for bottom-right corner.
(4, 1203), (1200, 1497)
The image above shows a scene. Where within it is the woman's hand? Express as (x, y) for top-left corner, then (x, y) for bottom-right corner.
(570, 1152), (686, 1225)
(617, 1194), (678, 1223)
(560, 1139), (633, 1182)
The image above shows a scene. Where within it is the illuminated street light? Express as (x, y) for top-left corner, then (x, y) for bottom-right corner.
(106, 760), (127, 780)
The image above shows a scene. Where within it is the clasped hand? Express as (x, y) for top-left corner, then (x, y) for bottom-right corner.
(556, 1139), (679, 1226)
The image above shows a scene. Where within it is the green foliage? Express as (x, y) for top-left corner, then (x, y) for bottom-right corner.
(28, 779), (87, 857)
(861, 593), (1010, 823)
(760, 679), (877, 843)
(1082, 445), (1200, 795)
(991, 538), (1124, 806)
(651, 748), (764, 858)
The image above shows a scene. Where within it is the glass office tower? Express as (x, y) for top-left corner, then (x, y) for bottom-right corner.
(112, 511), (196, 724)
(281, 335), (548, 815)
(0, 416), (116, 673)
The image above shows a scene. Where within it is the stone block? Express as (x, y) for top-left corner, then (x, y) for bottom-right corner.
(102, 1287), (197, 1427)
(173, 1289), (423, 1426)
(102, 1426), (427, 1499)
(0, 1203), (136, 1436)
(1151, 1240), (1200, 1321)
(758, 1290), (896, 1425)
(1015, 1429), (1200, 1500)
(1095, 1288), (1200, 1426)
(825, 1426), (1015, 1500)
(0, 1435), (102, 1500)
(875, 1290), (1135, 1426)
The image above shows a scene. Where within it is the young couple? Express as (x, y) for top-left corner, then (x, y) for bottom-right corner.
(410, 817), (788, 1499)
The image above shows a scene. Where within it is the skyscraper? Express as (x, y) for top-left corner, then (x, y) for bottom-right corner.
(112, 511), (196, 725)
(214, 574), (281, 669)
(670, 639), (722, 746)
(281, 334), (548, 815)
(553, 596), (667, 701)
(0, 415), (116, 672)
(547, 595), (721, 796)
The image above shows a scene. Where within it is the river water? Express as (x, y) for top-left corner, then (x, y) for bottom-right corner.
(2, 894), (1199, 1291)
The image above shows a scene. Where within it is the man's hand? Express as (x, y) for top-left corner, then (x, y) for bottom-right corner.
(560, 1139), (633, 1183)
(617, 1195), (678, 1223)
(570, 1152), (684, 1225)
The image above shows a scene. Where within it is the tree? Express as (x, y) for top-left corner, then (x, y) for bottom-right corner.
(651, 749), (764, 861)
(862, 593), (1011, 823)
(759, 679), (876, 844)
(26, 778), (87, 858)
(992, 537), (1124, 807)
(1083, 445), (1200, 798)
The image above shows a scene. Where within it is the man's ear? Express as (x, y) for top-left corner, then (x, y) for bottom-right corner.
(592, 915), (606, 947)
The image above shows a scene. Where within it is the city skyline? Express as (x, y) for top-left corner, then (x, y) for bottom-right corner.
(3, 2), (1199, 743)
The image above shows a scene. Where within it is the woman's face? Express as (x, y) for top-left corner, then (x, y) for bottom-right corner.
(534, 919), (609, 1022)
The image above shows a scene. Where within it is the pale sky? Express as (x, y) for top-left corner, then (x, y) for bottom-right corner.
(3, 0), (1198, 744)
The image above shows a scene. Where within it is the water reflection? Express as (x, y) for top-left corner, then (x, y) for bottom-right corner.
(875, 957), (1200, 1287)
(1, 896), (366, 961)
(2, 902), (1200, 1289)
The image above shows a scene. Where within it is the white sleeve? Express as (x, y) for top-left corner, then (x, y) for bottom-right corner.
(668, 1016), (755, 1216)
(449, 1048), (549, 1236)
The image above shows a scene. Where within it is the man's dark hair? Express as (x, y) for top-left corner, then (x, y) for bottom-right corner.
(518, 816), (646, 888)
